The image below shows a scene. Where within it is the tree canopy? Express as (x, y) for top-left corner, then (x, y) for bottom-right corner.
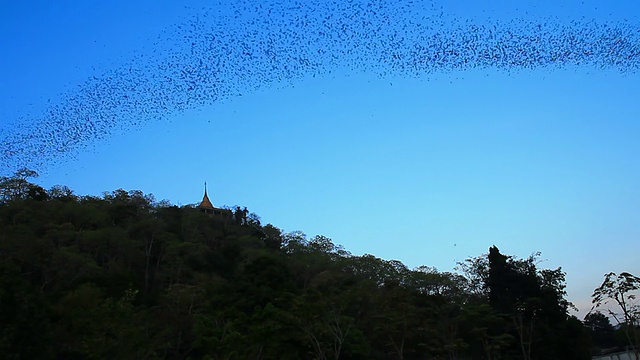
(0, 174), (630, 359)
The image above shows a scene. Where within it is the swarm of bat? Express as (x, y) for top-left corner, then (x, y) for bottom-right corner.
(1, 0), (638, 174)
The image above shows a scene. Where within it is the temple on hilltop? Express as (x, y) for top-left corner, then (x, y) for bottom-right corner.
(197, 182), (233, 220)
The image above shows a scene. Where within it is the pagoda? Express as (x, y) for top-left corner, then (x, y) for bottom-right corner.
(197, 182), (233, 219)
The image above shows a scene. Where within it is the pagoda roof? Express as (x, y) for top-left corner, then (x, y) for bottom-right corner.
(198, 183), (215, 209)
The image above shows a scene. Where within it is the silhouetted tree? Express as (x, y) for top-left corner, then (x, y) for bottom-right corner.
(585, 311), (618, 352)
(591, 272), (640, 358)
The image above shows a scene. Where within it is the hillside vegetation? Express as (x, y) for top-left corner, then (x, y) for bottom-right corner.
(0, 170), (628, 359)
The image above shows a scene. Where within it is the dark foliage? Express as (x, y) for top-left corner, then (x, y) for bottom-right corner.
(0, 176), (597, 359)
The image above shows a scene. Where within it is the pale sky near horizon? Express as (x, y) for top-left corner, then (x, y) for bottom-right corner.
(1, 0), (639, 316)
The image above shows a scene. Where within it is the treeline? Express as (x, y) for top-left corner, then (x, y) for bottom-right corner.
(0, 170), (636, 359)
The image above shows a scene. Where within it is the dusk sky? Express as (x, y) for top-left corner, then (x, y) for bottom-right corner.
(1, 0), (639, 315)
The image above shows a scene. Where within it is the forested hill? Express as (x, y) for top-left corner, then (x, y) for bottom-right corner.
(0, 171), (620, 359)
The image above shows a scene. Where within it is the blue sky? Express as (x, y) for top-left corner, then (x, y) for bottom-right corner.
(1, 0), (639, 315)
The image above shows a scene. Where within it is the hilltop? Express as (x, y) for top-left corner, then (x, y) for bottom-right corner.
(0, 170), (631, 359)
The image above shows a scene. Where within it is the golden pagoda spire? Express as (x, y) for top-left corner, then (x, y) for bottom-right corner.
(198, 181), (214, 210)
